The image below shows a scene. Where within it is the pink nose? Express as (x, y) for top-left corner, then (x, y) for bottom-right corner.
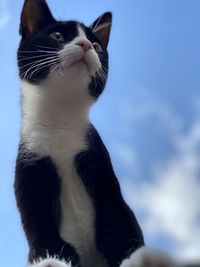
(76, 39), (92, 53)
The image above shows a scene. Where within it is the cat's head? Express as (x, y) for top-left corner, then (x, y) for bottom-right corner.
(18, 0), (112, 99)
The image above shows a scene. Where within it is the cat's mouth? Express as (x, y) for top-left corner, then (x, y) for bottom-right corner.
(57, 44), (101, 76)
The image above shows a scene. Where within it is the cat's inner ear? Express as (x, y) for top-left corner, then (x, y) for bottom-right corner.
(20, 0), (55, 38)
(90, 12), (112, 48)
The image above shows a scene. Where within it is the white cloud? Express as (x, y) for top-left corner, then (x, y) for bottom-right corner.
(112, 92), (200, 261)
(0, 1), (10, 29)
(121, 120), (200, 262)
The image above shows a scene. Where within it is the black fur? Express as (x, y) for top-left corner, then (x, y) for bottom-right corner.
(18, 22), (79, 84)
(15, 129), (144, 266)
(75, 126), (144, 267)
(15, 144), (81, 266)
(20, 0), (55, 37)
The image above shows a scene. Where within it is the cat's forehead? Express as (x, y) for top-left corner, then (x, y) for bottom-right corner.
(44, 21), (85, 36)
(40, 21), (93, 43)
(43, 21), (98, 43)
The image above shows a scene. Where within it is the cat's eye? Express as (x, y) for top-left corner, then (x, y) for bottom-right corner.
(92, 42), (102, 53)
(50, 32), (64, 42)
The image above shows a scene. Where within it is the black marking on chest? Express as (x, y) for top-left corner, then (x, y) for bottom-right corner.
(14, 143), (81, 265)
(75, 126), (145, 267)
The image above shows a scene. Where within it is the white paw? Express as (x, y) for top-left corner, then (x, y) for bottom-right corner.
(120, 247), (175, 267)
(29, 256), (72, 267)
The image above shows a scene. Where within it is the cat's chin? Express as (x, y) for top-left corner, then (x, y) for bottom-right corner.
(78, 59), (96, 76)
(73, 59), (88, 71)
(57, 47), (99, 78)
(62, 58), (95, 77)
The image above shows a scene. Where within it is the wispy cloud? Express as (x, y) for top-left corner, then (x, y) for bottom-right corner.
(121, 113), (200, 261)
(0, 0), (10, 29)
(112, 92), (200, 261)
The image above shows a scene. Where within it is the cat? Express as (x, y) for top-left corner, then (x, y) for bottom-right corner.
(14, 1), (174, 267)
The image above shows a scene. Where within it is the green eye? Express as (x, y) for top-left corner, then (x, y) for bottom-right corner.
(50, 32), (64, 42)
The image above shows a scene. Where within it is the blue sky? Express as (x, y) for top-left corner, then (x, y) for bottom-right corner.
(0, 0), (200, 266)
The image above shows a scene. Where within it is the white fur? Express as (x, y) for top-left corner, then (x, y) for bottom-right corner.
(21, 80), (105, 267)
(29, 256), (71, 267)
(120, 247), (175, 267)
(57, 25), (101, 77)
(78, 26), (101, 76)
(21, 26), (107, 267)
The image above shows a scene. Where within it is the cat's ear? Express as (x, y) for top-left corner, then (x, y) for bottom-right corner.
(90, 12), (112, 48)
(20, 0), (55, 38)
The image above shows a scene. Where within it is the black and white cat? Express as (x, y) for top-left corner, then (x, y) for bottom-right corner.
(15, 1), (174, 267)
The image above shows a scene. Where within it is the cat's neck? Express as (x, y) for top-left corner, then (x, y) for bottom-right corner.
(21, 80), (91, 137)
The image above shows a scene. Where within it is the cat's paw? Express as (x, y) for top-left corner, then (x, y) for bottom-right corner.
(29, 257), (72, 267)
(120, 247), (175, 267)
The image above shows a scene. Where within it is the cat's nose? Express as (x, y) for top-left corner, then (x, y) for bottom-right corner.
(76, 39), (92, 53)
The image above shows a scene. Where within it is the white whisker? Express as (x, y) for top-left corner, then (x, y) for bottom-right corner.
(27, 59), (59, 80)
(19, 56), (58, 69)
(35, 44), (60, 51)
(22, 57), (59, 80)
(18, 54), (57, 62)
(18, 50), (58, 54)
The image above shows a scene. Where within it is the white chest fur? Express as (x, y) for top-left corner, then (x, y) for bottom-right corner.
(21, 81), (107, 267)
